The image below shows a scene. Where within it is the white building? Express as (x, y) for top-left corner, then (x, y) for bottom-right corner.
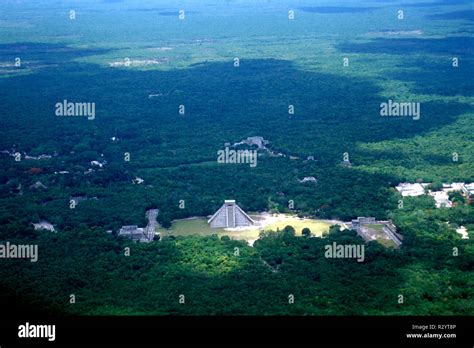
(456, 226), (469, 239)
(91, 160), (106, 168)
(397, 182), (474, 208)
(429, 191), (453, 208)
(298, 176), (317, 184)
(442, 182), (466, 192)
(132, 177), (144, 184)
(462, 183), (474, 196)
(32, 221), (55, 232)
(395, 183), (428, 197)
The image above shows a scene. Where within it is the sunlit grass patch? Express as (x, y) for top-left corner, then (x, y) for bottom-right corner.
(156, 214), (334, 242)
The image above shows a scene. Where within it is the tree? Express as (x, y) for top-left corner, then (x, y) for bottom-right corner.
(431, 181), (443, 191)
(302, 227), (311, 237)
(282, 225), (296, 237)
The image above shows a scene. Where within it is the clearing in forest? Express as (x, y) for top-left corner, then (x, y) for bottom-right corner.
(156, 213), (336, 244)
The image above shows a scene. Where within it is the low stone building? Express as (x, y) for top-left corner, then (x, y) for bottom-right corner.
(429, 191), (453, 208)
(234, 136), (269, 150)
(395, 183), (428, 197)
(298, 176), (317, 184)
(462, 183), (474, 196)
(32, 221), (55, 232)
(118, 226), (153, 243)
(30, 181), (47, 190)
(351, 217), (402, 247)
(117, 209), (158, 243)
(118, 225), (146, 242)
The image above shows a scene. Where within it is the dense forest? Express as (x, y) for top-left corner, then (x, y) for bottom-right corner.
(1, 57), (472, 229)
(0, 212), (472, 315)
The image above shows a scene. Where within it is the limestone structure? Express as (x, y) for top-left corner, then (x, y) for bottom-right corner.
(395, 183), (428, 197)
(208, 200), (254, 228)
(30, 181), (47, 190)
(298, 176), (317, 184)
(429, 191), (453, 208)
(396, 182), (474, 199)
(351, 217), (403, 246)
(462, 183), (474, 196)
(32, 221), (55, 232)
(118, 209), (158, 243)
(233, 136), (269, 150)
(351, 217), (377, 231)
(118, 225), (146, 242)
